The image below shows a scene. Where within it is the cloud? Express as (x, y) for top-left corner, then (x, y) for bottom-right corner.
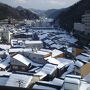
(0, 0), (80, 10)
(48, 0), (66, 6)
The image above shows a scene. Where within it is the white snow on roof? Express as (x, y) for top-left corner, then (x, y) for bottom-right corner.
(35, 50), (50, 56)
(13, 54), (31, 66)
(75, 60), (84, 67)
(0, 56), (10, 69)
(52, 49), (63, 57)
(51, 78), (64, 86)
(0, 77), (9, 86)
(65, 75), (81, 84)
(76, 55), (90, 62)
(34, 71), (47, 80)
(79, 81), (90, 90)
(0, 71), (12, 76)
(82, 53), (90, 57)
(9, 48), (32, 53)
(5, 74), (33, 88)
(40, 49), (52, 53)
(67, 47), (72, 53)
(41, 64), (57, 75)
(0, 44), (11, 50)
(33, 84), (57, 90)
(51, 44), (61, 49)
(25, 40), (43, 44)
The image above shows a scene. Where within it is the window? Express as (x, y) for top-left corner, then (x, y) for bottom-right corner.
(13, 66), (18, 69)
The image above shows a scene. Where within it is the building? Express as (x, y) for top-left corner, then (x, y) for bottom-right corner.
(62, 74), (90, 90)
(5, 73), (39, 88)
(25, 40), (43, 50)
(52, 49), (64, 58)
(74, 10), (90, 35)
(11, 54), (31, 71)
(74, 23), (85, 32)
(0, 28), (13, 43)
(24, 50), (51, 64)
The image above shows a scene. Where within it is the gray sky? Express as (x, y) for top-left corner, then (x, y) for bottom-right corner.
(0, 0), (80, 10)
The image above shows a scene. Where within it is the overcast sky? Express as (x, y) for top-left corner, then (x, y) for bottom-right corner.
(0, 0), (80, 10)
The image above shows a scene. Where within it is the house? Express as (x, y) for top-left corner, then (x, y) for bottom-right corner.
(11, 54), (31, 71)
(40, 64), (57, 79)
(25, 40), (43, 50)
(0, 71), (12, 86)
(5, 74), (33, 88)
(24, 50), (51, 64)
(63, 75), (81, 90)
(75, 60), (84, 75)
(0, 55), (10, 71)
(32, 79), (63, 90)
(46, 57), (74, 77)
(62, 74), (90, 90)
(76, 53), (90, 62)
(51, 49), (64, 58)
(0, 28), (13, 43)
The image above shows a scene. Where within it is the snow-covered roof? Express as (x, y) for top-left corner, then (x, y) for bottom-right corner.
(65, 75), (81, 84)
(76, 55), (90, 62)
(51, 78), (64, 86)
(0, 44), (11, 50)
(75, 60), (84, 68)
(5, 74), (33, 88)
(33, 84), (57, 90)
(52, 49), (63, 57)
(0, 56), (10, 69)
(79, 81), (90, 90)
(35, 50), (50, 56)
(67, 47), (72, 53)
(81, 53), (90, 57)
(0, 77), (9, 86)
(51, 44), (61, 49)
(34, 71), (47, 80)
(9, 48), (32, 53)
(40, 49), (52, 53)
(13, 54), (31, 66)
(0, 71), (12, 76)
(41, 64), (57, 75)
(25, 40), (43, 44)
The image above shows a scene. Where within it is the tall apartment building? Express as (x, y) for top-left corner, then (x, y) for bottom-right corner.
(74, 10), (90, 35)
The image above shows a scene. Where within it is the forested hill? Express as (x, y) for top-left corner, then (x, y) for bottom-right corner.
(0, 3), (39, 20)
(55, 0), (90, 30)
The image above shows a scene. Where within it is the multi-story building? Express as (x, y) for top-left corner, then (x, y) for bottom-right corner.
(74, 10), (90, 35)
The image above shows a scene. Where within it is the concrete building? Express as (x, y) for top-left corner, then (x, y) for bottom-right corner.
(0, 28), (13, 43)
(74, 10), (90, 35)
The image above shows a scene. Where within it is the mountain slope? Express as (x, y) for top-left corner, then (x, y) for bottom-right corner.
(55, 0), (90, 30)
(45, 8), (66, 19)
(0, 3), (39, 20)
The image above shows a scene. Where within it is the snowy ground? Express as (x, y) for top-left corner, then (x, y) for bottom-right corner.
(31, 29), (78, 49)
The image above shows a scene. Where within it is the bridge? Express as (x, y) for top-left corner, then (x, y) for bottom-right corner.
(30, 27), (58, 30)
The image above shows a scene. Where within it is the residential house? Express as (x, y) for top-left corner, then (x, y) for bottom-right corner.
(25, 40), (43, 50)
(24, 50), (51, 64)
(62, 74), (90, 90)
(51, 49), (64, 58)
(11, 54), (31, 71)
(5, 73), (35, 88)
